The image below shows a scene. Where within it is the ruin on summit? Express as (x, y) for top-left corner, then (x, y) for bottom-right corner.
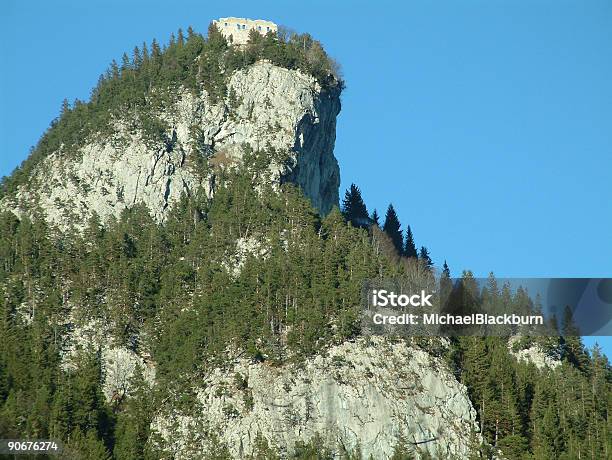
(213, 17), (278, 45)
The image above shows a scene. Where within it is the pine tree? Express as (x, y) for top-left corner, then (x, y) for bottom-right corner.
(439, 260), (453, 307)
(132, 46), (142, 68)
(532, 386), (564, 459)
(370, 209), (380, 226)
(208, 23), (227, 53)
(141, 42), (149, 63)
(108, 59), (119, 79)
(64, 429), (111, 460)
(341, 183), (369, 228)
(403, 225), (417, 259)
(121, 52), (131, 72)
(482, 272), (502, 316)
(113, 365), (153, 460)
(460, 337), (494, 436)
(419, 246), (433, 269)
(561, 306), (589, 371)
(60, 98), (70, 116)
(151, 39), (161, 60)
(382, 204), (403, 255)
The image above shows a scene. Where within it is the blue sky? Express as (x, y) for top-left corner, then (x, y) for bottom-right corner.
(1, 1), (610, 352)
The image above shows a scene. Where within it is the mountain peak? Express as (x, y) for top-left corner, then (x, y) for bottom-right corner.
(0, 27), (343, 229)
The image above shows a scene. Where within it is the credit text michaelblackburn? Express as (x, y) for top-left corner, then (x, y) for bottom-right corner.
(371, 313), (544, 326)
(422, 313), (543, 326)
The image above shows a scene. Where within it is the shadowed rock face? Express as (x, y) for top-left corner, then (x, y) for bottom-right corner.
(152, 338), (482, 459)
(1, 62), (341, 228)
(282, 84), (341, 215)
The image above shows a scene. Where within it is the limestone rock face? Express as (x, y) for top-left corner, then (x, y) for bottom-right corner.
(59, 314), (155, 403)
(152, 338), (482, 459)
(1, 62), (341, 228)
(508, 336), (561, 370)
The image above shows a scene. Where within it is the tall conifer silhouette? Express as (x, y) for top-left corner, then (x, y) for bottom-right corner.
(383, 204), (403, 254)
(370, 209), (380, 226)
(404, 225), (418, 258)
(419, 246), (433, 269)
(341, 183), (369, 227)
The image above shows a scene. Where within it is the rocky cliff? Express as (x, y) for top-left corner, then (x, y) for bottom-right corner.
(152, 338), (482, 459)
(1, 62), (340, 228)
